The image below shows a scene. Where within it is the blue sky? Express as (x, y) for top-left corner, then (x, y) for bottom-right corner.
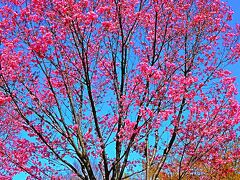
(12, 0), (240, 179)
(226, 0), (240, 101)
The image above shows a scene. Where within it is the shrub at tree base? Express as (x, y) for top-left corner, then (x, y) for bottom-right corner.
(0, 0), (239, 179)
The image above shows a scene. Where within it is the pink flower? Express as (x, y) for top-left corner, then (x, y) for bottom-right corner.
(72, 124), (79, 132)
(87, 11), (98, 21)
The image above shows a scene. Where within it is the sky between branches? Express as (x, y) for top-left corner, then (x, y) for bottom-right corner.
(226, 0), (240, 100)
(12, 0), (240, 179)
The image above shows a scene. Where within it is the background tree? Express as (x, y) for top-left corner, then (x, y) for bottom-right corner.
(156, 137), (240, 179)
(141, 136), (240, 180)
(183, 137), (240, 179)
(0, 0), (239, 179)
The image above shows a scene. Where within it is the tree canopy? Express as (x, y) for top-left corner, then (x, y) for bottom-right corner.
(0, 0), (239, 179)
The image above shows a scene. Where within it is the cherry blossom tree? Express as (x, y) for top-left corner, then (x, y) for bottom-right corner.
(0, 0), (240, 179)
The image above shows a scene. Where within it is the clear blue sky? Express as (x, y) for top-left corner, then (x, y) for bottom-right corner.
(12, 1), (240, 179)
(227, 0), (240, 101)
